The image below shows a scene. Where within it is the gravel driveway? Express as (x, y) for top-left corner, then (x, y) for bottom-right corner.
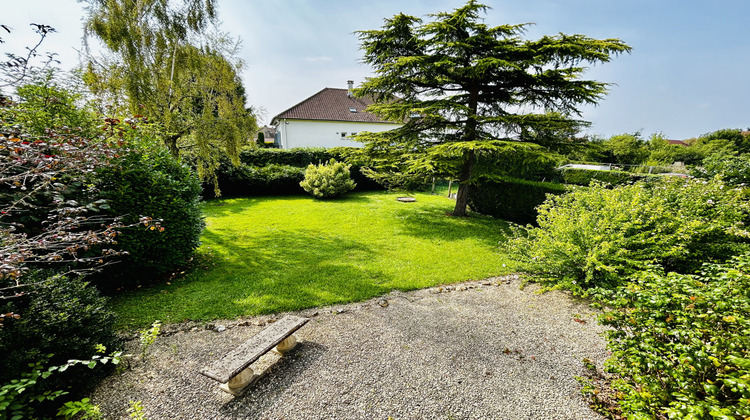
(90, 275), (609, 419)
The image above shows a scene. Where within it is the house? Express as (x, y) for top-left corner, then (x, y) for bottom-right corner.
(256, 125), (277, 146)
(270, 81), (402, 149)
(666, 139), (689, 147)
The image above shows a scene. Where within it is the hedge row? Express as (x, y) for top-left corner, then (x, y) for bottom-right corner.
(557, 168), (637, 186)
(207, 147), (382, 197)
(239, 147), (339, 167)
(467, 177), (568, 225)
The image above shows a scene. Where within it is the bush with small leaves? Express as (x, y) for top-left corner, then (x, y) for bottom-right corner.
(507, 177), (750, 291)
(300, 159), (356, 199)
(94, 148), (204, 289)
(0, 274), (120, 385)
(599, 254), (750, 419)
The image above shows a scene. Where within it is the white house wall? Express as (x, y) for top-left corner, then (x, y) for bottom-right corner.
(275, 119), (401, 149)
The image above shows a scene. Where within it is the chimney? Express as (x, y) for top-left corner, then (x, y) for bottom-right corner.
(347, 80), (354, 98)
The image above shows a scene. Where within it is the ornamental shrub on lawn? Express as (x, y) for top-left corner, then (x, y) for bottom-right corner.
(599, 254), (750, 419)
(507, 178), (750, 291)
(300, 158), (356, 199)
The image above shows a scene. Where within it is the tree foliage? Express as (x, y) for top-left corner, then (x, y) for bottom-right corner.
(353, 0), (630, 215)
(13, 70), (99, 138)
(0, 23), (58, 92)
(80, 0), (256, 193)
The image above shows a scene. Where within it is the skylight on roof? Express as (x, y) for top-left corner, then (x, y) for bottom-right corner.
(349, 108), (357, 113)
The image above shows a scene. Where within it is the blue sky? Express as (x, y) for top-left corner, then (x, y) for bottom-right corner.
(3, 0), (749, 139)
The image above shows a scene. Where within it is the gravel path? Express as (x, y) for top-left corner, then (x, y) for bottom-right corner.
(90, 275), (609, 419)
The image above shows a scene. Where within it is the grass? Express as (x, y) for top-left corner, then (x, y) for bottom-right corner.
(111, 190), (514, 328)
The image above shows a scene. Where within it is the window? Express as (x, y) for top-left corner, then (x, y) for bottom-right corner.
(349, 108), (357, 113)
(351, 132), (357, 136)
(341, 132), (347, 138)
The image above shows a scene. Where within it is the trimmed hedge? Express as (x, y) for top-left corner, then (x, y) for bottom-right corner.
(467, 177), (568, 225)
(239, 147), (335, 167)
(210, 162), (305, 197)
(475, 151), (562, 182)
(558, 168), (636, 186)
(208, 147), (382, 197)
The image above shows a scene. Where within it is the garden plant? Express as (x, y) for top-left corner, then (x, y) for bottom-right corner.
(300, 158), (357, 199)
(507, 177), (750, 292)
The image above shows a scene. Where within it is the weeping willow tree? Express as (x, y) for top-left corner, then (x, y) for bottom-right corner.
(354, 0), (631, 216)
(79, 0), (256, 192)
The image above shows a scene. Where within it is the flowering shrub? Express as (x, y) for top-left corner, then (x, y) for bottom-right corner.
(507, 178), (750, 291)
(692, 153), (750, 187)
(599, 254), (750, 418)
(300, 159), (356, 199)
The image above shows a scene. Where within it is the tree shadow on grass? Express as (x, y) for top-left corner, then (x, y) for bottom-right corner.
(202, 197), (265, 216)
(202, 193), (374, 218)
(204, 228), (391, 310)
(393, 206), (512, 248)
(113, 229), (390, 327)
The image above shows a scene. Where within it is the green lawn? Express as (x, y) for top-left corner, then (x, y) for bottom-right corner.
(111, 191), (513, 328)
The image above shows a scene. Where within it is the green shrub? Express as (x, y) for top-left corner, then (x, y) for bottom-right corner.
(209, 147), (382, 197)
(599, 255), (750, 419)
(558, 168), (636, 186)
(0, 352), (121, 420)
(507, 178), (750, 291)
(300, 159), (356, 199)
(0, 274), (120, 415)
(95, 149), (204, 288)
(207, 161), (305, 197)
(693, 153), (750, 186)
(239, 147), (335, 167)
(467, 177), (568, 225)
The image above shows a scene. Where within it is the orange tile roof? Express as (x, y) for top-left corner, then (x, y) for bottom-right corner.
(667, 139), (689, 146)
(272, 88), (399, 124)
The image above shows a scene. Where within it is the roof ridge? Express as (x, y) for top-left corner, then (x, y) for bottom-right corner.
(271, 86), (395, 124)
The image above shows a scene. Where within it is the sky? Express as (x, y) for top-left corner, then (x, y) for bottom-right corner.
(2, 0), (749, 140)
